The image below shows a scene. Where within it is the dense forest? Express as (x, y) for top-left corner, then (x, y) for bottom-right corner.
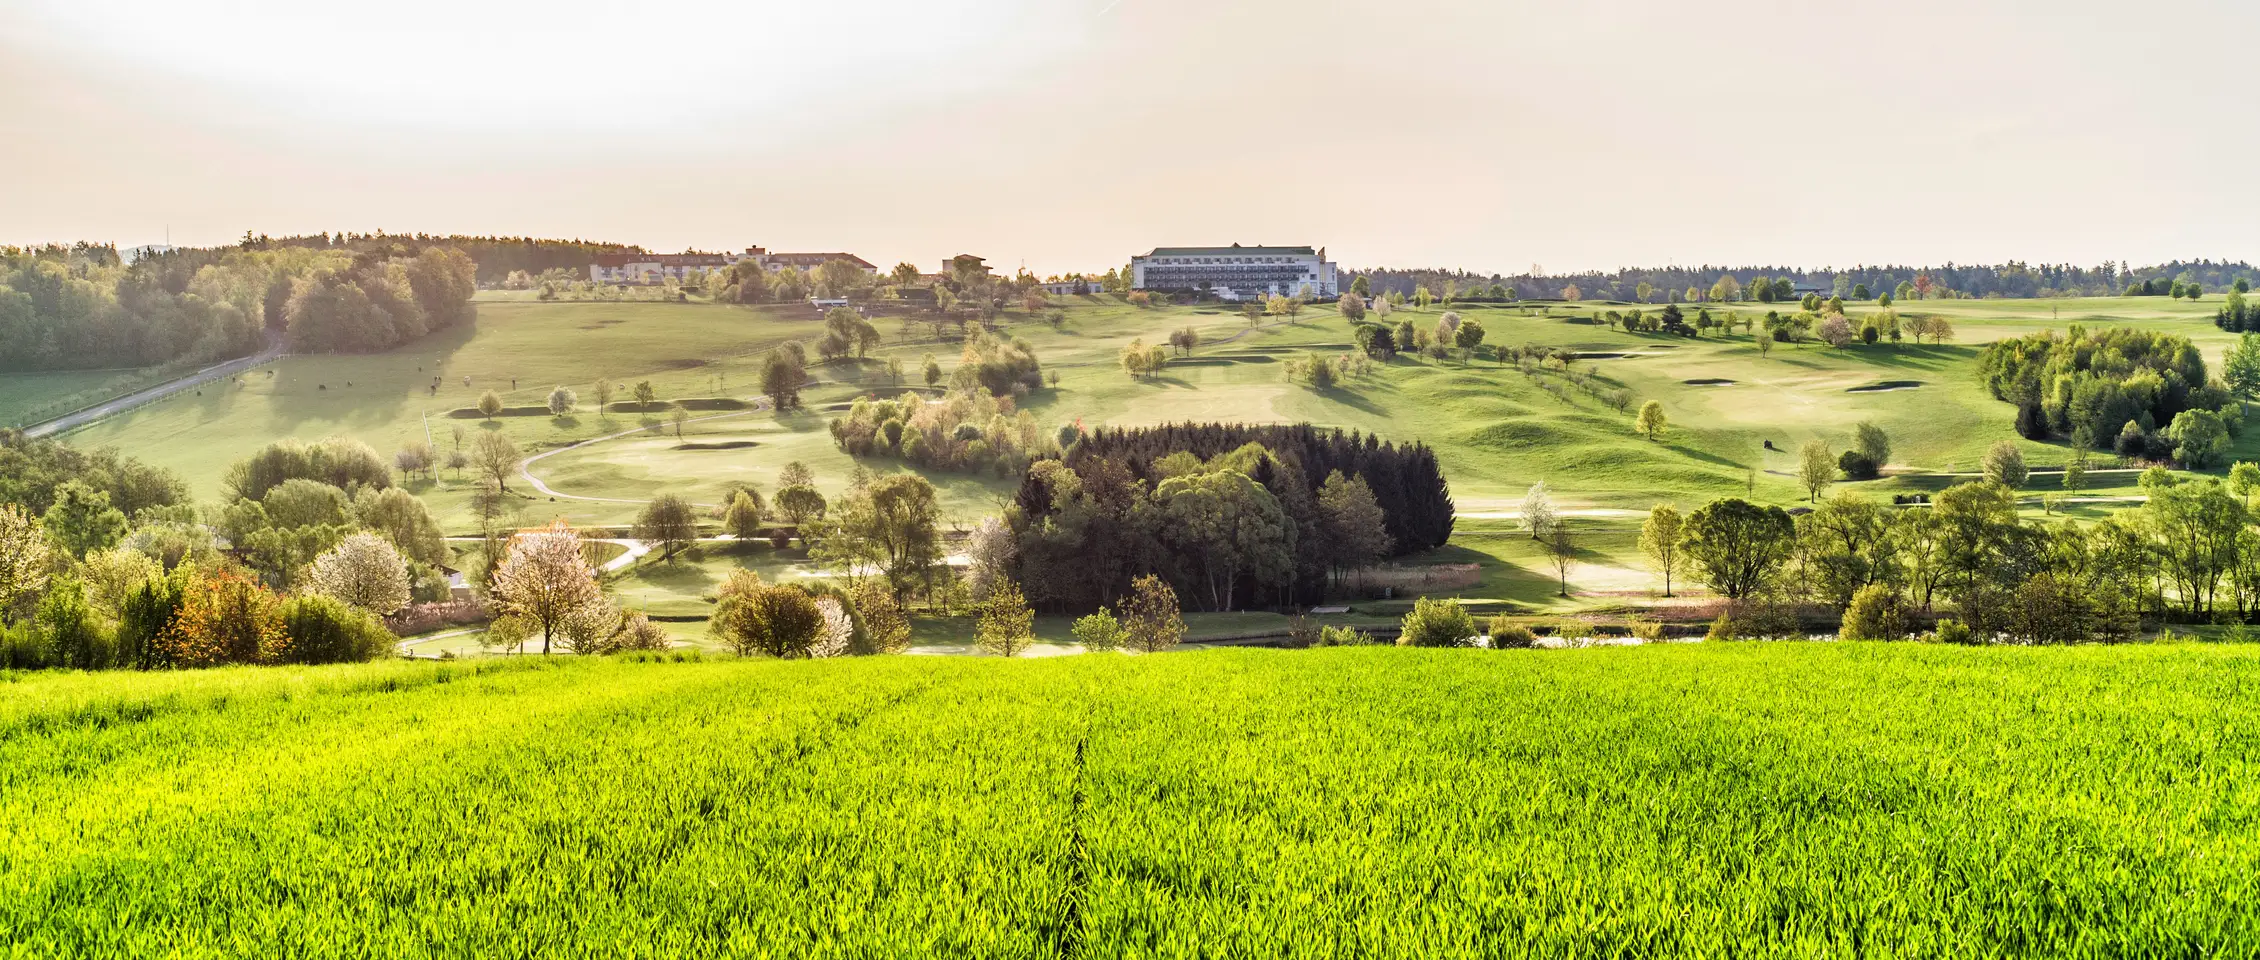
(238, 233), (641, 285)
(1, 240), (478, 371)
(1010, 424), (1453, 612)
(1353, 259), (2259, 303)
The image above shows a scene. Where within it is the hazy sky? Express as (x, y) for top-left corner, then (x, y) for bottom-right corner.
(5, 0), (2256, 275)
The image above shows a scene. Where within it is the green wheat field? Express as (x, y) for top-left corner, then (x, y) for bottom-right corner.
(6, 643), (2257, 958)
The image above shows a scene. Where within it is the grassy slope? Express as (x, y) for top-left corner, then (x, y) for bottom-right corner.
(5, 645), (2258, 957)
(43, 292), (2253, 616)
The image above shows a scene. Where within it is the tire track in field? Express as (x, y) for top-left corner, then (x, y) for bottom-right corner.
(1046, 730), (1093, 960)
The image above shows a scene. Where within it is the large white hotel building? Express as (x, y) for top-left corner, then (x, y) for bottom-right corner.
(1130, 245), (1339, 300)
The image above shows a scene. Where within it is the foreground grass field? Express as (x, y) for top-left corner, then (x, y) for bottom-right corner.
(6, 644), (2258, 957)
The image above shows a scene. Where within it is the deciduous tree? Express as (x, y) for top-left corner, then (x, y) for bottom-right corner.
(1635, 400), (1667, 441)
(711, 570), (824, 657)
(308, 532), (412, 616)
(1982, 441), (2029, 489)
(976, 578), (1036, 656)
(1798, 440), (1835, 502)
(1682, 498), (1796, 600)
(1521, 481), (1559, 541)
(0, 504), (51, 622)
(1639, 504), (1685, 597)
(40, 481), (125, 559)
(1120, 574), (1185, 652)
(488, 520), (603, 655)
(471, 431), (520, 493)
(635, 494), (700, 560)
(724, 490), (766, 541)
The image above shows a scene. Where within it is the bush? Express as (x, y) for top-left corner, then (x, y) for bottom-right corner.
(1837, 450), (1879, 481)
(279, 594), (397, 664)
(1, 619), (50, 669)
(1932, 618), (1977, 645)
(1397, 597), (1478, 648)
(1554, 620), (1595, 646)
(38, 578), (116, 670)
(1486, 615), (1535, 649)
(1315, 625), (1379, 647)
(1625, 617), (1665, 642)
(1839, 584), (1905, 642)
(1705, 612), (1739, 642)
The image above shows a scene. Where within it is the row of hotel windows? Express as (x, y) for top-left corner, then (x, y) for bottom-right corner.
(1151, 257), (1310, 265)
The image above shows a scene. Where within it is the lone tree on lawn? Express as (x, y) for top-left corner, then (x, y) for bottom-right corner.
(1798, 440), (1835, 502)
(976, 578), (1037, 657)
(634, 380), (657, 406)
(1638, 504), (1685, 598)
(489, 520), (604, 655)
(1119, 574), (1185, 653)
(471, 432), (520, 494)
(1544, 523), (1577, 596)
(593, 379), (616, 416)
(1521, 482), (1559, 541)
(724, 490), (765, 541)
(1853, 422), (1891, 470)
(547, 386), (576, 417)
(710, 570), (823, 658)
(1983, 441), (2028, 490)
(1635, 400), (1667, 441)
(635, 494), (700, 561)
(478, 391), (503, 419)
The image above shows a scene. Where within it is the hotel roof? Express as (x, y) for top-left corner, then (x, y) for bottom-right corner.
(1141, 245), (1320, 258)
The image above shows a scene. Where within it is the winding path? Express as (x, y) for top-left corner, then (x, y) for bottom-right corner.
(517, 404), (768, 507)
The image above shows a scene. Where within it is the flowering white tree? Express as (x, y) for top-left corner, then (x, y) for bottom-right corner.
(489, 520), (603, 654)
(809, 598), (854, 658)
(1521, 482), (1559, 542)
(308, 532), (411, 616)
(1817, 313), (1854, 348)
(964, 515), (1016, 600)
(0, 504), (50, 618)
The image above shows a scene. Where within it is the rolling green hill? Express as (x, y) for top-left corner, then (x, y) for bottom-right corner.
(21, 291), (2253, 619)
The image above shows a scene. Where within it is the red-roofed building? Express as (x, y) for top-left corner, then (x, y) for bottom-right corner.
(587, 245), (877, 284)
(754, 251), (877, 275)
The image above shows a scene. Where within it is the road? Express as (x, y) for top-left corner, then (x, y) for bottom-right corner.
(23, 334), (287, 439)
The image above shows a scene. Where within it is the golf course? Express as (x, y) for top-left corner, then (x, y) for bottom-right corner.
(12, 287), (2247, 650)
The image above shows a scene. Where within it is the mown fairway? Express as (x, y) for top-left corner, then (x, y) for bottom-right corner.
(6, 644), (2258, 957)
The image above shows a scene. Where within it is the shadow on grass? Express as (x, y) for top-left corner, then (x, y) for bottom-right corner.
(1309, 385), (1388, 416)
(1659, 440), (1749, 472)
